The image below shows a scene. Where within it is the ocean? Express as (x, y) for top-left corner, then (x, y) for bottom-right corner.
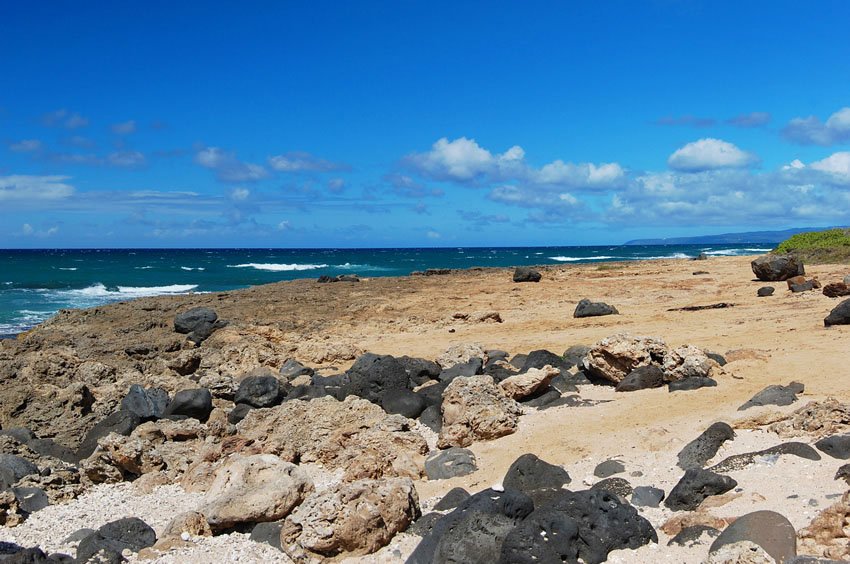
(0, 245), (771, 337)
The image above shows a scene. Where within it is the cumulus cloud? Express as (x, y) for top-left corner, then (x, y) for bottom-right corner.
(0, 175), (75, 202)
(9, 139), (42, 153)
(727, 112), (771, 128)
(195, 147), (269, 183)
(267, 151), (349, 173)
(111, 120), (137, 135)
(42, 109), (88, 129)
(667, 138), (757, 172)
(784, 152), (850, 185)
(406, 137), (625, 193)
(783, 107), (850, 145)
(810, 152), (850, 179)
(20, 223), (58, 237)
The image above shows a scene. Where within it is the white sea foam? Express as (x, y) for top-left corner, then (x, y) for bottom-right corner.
(641, 253), (691, 259)
(549, 255), (616, 262)
(180, 266), (206, 271)
(65, 283), (199, 298)
(227, 263), (328, 272)
(135, 266), (154, 270)
(58, 267), (78, 271)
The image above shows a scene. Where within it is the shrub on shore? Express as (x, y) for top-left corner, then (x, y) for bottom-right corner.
(774, 228), (850, 263)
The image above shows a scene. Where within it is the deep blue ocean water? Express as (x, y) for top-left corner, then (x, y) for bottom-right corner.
(0, 245), (771, 336)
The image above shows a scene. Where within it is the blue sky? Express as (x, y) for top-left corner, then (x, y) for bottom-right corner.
(2, 1), (850, 248)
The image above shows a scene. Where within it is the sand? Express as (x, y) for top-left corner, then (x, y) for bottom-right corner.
(3, 255), (850, 562)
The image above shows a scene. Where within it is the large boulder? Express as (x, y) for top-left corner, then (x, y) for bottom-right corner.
(173, 307), (225, 344)
(825, 298), (850, 326)
(665, 468), (737, 511)
(342, 353), (410, 404)
(199, 454), (313, 531)
(163, 388), (213, 422)
(76, 517), (156, 563)
(499, 365), (559, 400)
(513, 267), (541, 283)
(438, 375), (523, 448)
(281, 478), (419, 559)
(498, 508), (580, 564)
(751, 254), (805, 282)
(120, 385), (169, 420)
(574, 299), (619, 318)
(502, 453), (571, 506)
(677, 422), (736, 470)
(234, 375), (283, 408)
(235, 396), (428, 480)
(424, 447), (477, 480)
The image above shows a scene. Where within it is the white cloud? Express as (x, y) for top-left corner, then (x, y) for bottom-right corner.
(111, 120), (137, 135)
(230, 187), (250, 201)
(407, 137), (497, 181)
(21, 223), (33, 235)
(42, 109), (88, 129)
(783, 107), (850, 145)
(537, 160), (624, 187)
(810, 152), (850, 179)
(19, 223), (58, 238)
(426, 230), (441, 239)
(0, 175), (75, 202)
(195, 147), (268, 183)
(667, 138), (757, 172)
(277, 220), (291, 231)
(267, 151), (347, 172)
(108, 151), (146, 167)
(10, 139), (42, 153)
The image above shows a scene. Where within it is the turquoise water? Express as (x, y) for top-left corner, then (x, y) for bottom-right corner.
(0, 245), (770, 336)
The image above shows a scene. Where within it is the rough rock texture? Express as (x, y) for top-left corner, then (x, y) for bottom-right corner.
(342, 353), (409, 405)
(678, 422), (736, 470)
(709, 510), (797, 564)
(199, 454), (313, 531)
(281, 478), (419, 559)
(497, 507), (580, 564)
(739, 382), (804, 411)
(706, 442), (819, 473)
(438, 375), (523, 449)
(161, 512), (212, 539)
(234, 375), (283, 408)
(823, 282), (850, 298)
(798, 490), (850, 561)
(502, 453), (571, 506)
(235, 396), (428, 480)
(751, 254), (805, 282)
(436, 343), (485, 369)
(665, 468), (737, 511)
(434, 511), (516, 564)
(706, 540), (773, 563)
(498, 365), (559, 400)
(631, 486), (665, 508)
(737, 399), (850, 439)
(573, 298), (619, 318)
(513, 267), (541, 283)
(591, 477), (633, 498)
(824, 298), (850, 326)
(582, 333), (716, 384)
(76, 517), (157, 563)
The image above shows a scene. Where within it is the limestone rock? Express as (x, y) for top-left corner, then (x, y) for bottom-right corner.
(798, 490), (850, 561)
(281, 478), (419, 559)
(498, 365), (559, 400)
(161, 512), (212, 539)
(199, 453), (313, 531)
(436, 343), (485, 369)
(438, 375), (523, 448)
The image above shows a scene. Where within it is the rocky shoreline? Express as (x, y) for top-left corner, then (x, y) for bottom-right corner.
(3, 255), (850, 562)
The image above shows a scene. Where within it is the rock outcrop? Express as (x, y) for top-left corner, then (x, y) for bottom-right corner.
(438, 375), (523, 448)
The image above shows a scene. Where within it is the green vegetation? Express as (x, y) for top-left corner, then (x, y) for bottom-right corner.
(774, 228), (850, 263)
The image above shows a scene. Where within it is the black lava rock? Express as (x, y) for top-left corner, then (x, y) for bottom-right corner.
(227, 403), (253, 425)
(738, 382), (804, 410)
(574, 298), (619, 318)
(433, 511), (516, 564)
(397, 356), (442, 387)
(816, 434), (850, 459)
(513, 267), (541, 283)
(677, 422), (735, 470)
(76, 410), (142, 461)
(709, 442), (821, 473)
(498, 507), (580, 564)
(825, 298), (850, 326)
(77, 517), (156, 563)
(616, 365), (664, 392)
(438, 358), (483, 383)
(424, 447), (477, 480)
(120, 385), (169, 420)
(502, 453), (571, 506)
(751, 254), (805, 282)
(381, 389), (427, 419)
(669, 377), (717, 392)
(665, 468), (737, 511)
(418, 405), (442, 433)
(249, 521), (283, 550)
(520, 349), (574, 373)
(12, 487), (49, 514)
(173, 307), (224, 344)
(235, 376), (283, 408)
(433, 487), (471, 511)
(415, 381), (447, 407)
(520, 388), (563, 408)
(0, 454), (39, 490)
(163, 388), (213, 422)
(590, 477), (633, 498)
(593, 459), (625, 478)
(342, 353), (409, 404)
(631, 486), (665, 508)
(757, 286), (775, 297)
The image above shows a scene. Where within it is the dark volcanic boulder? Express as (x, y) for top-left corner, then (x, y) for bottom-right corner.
(668, 377), (717, 392)
(616, 365), (664, 392)
(397, 356), (442, 387)
(434, 487), (471, 511)
(438, 358), (483, 383)
(414, 382), (447, 407)
(498, 508), (580, 564)
(544, 489), (657, 562)
(234, 375), (283, 408)
(77, 517), (156, 563)
(503, 453), (571, 506)
(513, 267), (541, 283)
(407, 488), (534, 564)
(227, 403), (252, 425)
(173, 307), (224, 344)
(279, 359), (314, 380)
(163, 388), (213, 422)
(520, 349), (574, 373)
(0, 455), (39, 489)
(12, 487), (49, 514)
(120, 385), (169, 420)
(677, 422), (735, 470)
(815, 434), (850, 459)
(738, 382), (803, 410)
(433, 511), (516, 564)
(757, 286), (775, 297)
(418, 405), (441, 433)
(708, 442), (820, 473)
(825, 298), (850, 326)
(574, 299), (618, 318)
(751, 254), (805, 282)
(381, 389), (427, 419)
(593, 459), (625, 478)
(425, 448), (477, 480)
(790, 281), (815, 293)
(76, 410), (142, 460)
(631, 486), (665, 508)
(708, 510), (797, 563)
(590, 477), (633, 498)
(665, 468), (737, 511)
(342, 353), (409, 404)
